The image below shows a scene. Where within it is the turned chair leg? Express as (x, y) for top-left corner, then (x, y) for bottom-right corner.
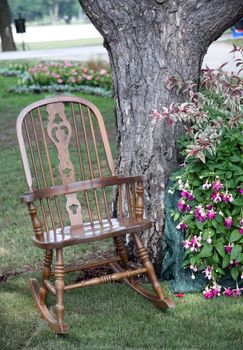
(40, 249), (53, 305)
(133, 233), (164, 300)
(55, 248), (65, 326)
(113, 236), (129, 268)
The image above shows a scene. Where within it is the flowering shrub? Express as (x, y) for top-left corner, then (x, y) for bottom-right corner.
(23, 61), (112, 90)
(0, 61), (113, 96)
(156, 47), (243, 298)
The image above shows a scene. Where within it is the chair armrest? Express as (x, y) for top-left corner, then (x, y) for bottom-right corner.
(20, 192), (37, 203)
(22, 174), (152, 201)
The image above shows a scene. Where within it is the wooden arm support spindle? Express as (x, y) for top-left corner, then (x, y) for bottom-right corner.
(135, 182), (144, 222)
(28, 202), (44, 241)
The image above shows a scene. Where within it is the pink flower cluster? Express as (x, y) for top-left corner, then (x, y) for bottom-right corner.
(204, 285), (243, 299)
(223, 286), (243, 297)
(202, 178), (234, 204)
(203, 285), (221, 299)
(26, 62), (112, 90)
(182, 235), (202, 253)
(194, 205), (217, 222)
(177, 189), (194, 213)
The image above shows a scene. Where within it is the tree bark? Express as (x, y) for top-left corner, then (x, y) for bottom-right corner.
(0, 0), (16, 52)
(79, 0), (243, 272)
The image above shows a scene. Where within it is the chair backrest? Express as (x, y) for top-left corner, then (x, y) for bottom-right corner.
(16, 96), (115, 231)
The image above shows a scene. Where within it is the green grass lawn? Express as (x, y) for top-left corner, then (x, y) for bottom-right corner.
(0, 70), (243, 350)
(17, 37), (103, 51)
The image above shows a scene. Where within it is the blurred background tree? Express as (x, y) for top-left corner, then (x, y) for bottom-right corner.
(0, 0), (16, 51)
(8, 0), (82, 23)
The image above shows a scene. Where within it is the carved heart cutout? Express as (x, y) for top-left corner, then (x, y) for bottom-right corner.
(69, 203), (79, 215)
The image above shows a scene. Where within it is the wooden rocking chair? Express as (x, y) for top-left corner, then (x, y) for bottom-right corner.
(16, 96), (174, 334)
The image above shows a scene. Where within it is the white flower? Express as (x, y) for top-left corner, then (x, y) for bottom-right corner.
(219, 211), (224, 216)
(191, 273), (195, 280)
(207, 236), (212, 244)
(190, 265), (198, 272)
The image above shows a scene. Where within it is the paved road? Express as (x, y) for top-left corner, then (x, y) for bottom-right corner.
(0, 45), (108, 63)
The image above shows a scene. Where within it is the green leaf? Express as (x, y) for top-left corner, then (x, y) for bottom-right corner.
(230, 245), (242, 261)
(215, 267), (225, 276)
(199, 244), (213, 258)
(237, 253), (243, 263)
(233, 197), (243, 207)
(213, 253), (219, 264)
(230, 267), (239, 281)
(229, 155), (241, 163)
(222, 255), (230, 268)
(215, 241), (225, 257)
(226, 171), (233, 179)
(229, 230), (242, 243)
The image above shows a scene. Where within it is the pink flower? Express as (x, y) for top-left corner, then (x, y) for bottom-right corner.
(182, 239), (191, 249)
(223, 288), (233, 297)
(238, 186), (243, 195)
(180, 190), (188, 198)
(232, 287), (242, 297)
(228, 259), (240, 268)
(207, 209), (216, 220)
(211, 285), (221, 296)
(99, 68), (107, 75)
(203, 266), (212, 280)
(198, 211), (207, 222)
(221, 193), (234, 203)
(177, 200), (185, 212)
(184, 204), (191, 212)
(180, 222), (188, 232)
(190, 235), (202, 252)
(187, 192), (194, 201)
(211, 192), (221, 203)
(194, 206), (206, 222)
(194, 206), (201, 219)
(224, 216), (233, 229)
(203, 289), (214, 299)
(212, 179), (223, 192)
(239, 227), (243, 235)
(224, 243), (233, 255)
(202, 181), (211, 190)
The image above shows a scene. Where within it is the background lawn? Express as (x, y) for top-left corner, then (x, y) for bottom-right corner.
(0, 69), (242, 350)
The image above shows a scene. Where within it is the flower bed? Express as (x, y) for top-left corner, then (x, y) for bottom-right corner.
(153, 46), (243, 298)
(0, 61), (113, 96)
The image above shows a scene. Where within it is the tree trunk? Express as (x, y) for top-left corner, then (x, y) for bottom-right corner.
(0, 0), (16, 52)
(79, 0), (243, 272)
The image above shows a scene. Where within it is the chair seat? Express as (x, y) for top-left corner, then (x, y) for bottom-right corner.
(32, 218), (152, 249)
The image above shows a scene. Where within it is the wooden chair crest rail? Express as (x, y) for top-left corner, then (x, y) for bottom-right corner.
(16, 96), (174, 334)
